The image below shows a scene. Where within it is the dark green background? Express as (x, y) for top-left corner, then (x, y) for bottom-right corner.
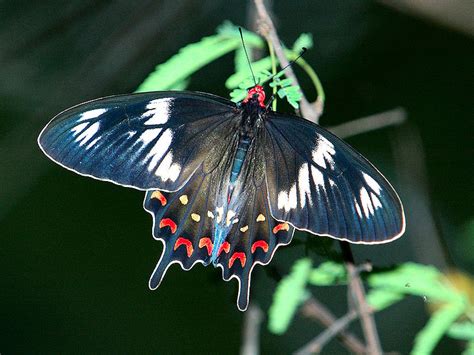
(1, 1), (472, 353)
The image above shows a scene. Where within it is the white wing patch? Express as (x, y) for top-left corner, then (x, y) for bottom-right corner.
(312, 134), (336, 169)
(143, 98), (173, 125)
(277, 163), (327, 213)
(146, 129), (173, 172)
(363, 173), (382, 194)
(360, 187), (375, 217)
(154, 152), (181, 182)
(277, 185), (297, 213)
(76, 122), (100, 147)
(298, 163), (312, 208)
(139, 128), (162, 145)
(78, 108), (108, 122)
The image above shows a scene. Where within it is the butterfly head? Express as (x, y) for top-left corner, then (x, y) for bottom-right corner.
(243, 85), (266, 108)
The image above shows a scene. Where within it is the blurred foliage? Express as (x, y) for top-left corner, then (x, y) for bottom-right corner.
(136, 22), (323, 109)
(268, 259), (474, 354)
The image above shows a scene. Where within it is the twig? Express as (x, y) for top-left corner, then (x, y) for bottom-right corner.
(340, 241), (383, 354)
(253, 0), (322, 123)
(240, 303), (264, 355)
(329, 107), (407, 139)
(300, 297), (367, 354)
(294, 309), (359, 355)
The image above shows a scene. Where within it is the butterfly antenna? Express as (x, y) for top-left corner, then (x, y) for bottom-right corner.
(268, 47), (307, 82)
(239, 27), (257, 86)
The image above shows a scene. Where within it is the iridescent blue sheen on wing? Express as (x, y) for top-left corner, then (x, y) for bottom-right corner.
(38, 91), (238, 191)
(263, 112), (405, 244)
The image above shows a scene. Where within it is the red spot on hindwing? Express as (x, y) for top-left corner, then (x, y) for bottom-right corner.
(272, 223), (290, 234)
(229, 252), (246, 268)
(198, 237), (213, 256)
(242, 85), (266, 107)
(218, 241), (230, 256)
(251, 240), (269, 253)
(151, 191), (167, 206)
(174, 237), (193, 257)
(159, 218), (177, 234)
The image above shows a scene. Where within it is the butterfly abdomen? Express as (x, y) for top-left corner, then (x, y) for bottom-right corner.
(230, 136), (251, 184)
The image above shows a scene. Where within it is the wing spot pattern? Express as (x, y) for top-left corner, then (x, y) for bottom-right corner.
(240, 225), (249, 232)
(229, 252), (246, 268)
(151, 191), (167, 206)
(360, 187), (375, 217)
(256, 214), (266, 222)
(159, 218), (177, 234)
(312, 134), (336, 169)
(251, 241), (269, 253)
(218, 241), (230, 256)
(174, 237), (193, 257)
(272, 223), (289, 234)
(198, 237), (213, 256)
(207, 211), (214, 219)
(191, 213), (201, 222)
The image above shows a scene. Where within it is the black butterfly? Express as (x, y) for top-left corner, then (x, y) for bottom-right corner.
(38, 85), (405, 311)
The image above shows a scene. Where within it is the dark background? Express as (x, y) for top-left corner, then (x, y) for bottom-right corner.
(1, 0), (472, 353)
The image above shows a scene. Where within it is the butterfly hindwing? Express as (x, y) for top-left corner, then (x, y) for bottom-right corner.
(213, 178), (295, 311)
(144, 168), (221, 289)
(38, 91), (239, 191)
(263, 113), (405, 243)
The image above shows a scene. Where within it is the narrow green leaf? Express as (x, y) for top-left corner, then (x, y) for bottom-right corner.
(268, 258), (312, 335)
(226, 56), (273, 89)
(366, 289), (405, 311)
(448, 321), (474, 341)
(308, 261), (347, 286)
(411, 303), (466, 355)
(292, 33), (313, 52)
(136, 34), (240, 92)
(137, 21), (264, 93)
(368, 263), (462, 303)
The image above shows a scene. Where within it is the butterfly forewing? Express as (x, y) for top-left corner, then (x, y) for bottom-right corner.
(38, 91), (238, 192)
(263, 112), (405, 243)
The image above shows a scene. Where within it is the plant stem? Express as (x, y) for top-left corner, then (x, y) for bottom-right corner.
(294, 309), (359, 355)
(253, 0), (321, 123)
(340, 241), (383, 354)
(300, 297), (367, 353)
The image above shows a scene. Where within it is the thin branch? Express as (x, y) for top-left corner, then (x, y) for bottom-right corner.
(294, 309), (359, 355)
(340, 241), (383, 354)
(329, 107), (407, 139)
(253, 0), (322, 123)
(300, 297), (367, 354)
(240, 303), (264, 355)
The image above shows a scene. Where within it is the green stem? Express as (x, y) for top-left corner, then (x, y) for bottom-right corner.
(290, 53), (325, 105)
(267, 39), (278, 111)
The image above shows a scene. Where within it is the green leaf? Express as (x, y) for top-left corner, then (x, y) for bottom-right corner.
(226, 56), (273, 89)
(368, 263), (463, 303)
(268, 258), (312, 335)
(448, 321), (474, 341)
(308, 261), (346, 286)
(292, 33), (313, 52)
(136, 21), (264, 92)
(366, 289), (404, 311)
(411, 303), (466, 355)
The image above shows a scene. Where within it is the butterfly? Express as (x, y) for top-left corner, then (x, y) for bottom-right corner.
(38, 85), (405, 311)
